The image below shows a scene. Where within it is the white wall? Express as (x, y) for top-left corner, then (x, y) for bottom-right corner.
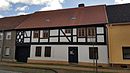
(50, 30), (58, 36)
(60, 37), (71, 42)
(24, 38), (30, 43)
(28, 45), (108, 64)
(40, 39), (48, 42)
(73, 36), (77, 42)
(29, 45), (68, 61)
(78, 38), (86, 42)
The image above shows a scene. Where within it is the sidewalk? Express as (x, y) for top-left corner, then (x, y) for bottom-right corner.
(0, 62), (130, 73)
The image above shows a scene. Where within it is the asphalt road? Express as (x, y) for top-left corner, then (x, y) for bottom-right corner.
(0, 64), (100, 73)
(0, 70), (22, 73)
(0, 65), (57, 73)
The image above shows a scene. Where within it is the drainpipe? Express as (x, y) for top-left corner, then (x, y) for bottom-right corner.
(1, 30), (4, 61)
(106, 24), (110, 67)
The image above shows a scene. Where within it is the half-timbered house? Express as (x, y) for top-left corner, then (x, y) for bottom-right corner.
(15, 5), (109, 66)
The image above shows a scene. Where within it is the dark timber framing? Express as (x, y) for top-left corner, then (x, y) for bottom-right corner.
(16, 24), (106, 46)
(60, 29), (71, 42)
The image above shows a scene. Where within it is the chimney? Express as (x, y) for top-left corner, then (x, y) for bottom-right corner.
(78, 4), (85, 7)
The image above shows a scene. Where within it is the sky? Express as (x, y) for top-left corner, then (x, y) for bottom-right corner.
(0, 0), (130, 18)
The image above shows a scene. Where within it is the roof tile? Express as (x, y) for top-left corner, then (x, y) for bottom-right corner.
(0, 15), (29, 30)
(15, 5), (107, 29)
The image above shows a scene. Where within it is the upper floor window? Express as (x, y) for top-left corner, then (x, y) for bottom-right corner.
(65, 29), (71, 33)
(24, 31), (30, 37)
(41, 30), (49, 39)
(97, 27), (104, 34)
(6, 32), (11, 40)
(0, 32), (3, 40)
(78, 28), (86, 37)
(87, 27), (96, 37)
(33, 30), (39, 38)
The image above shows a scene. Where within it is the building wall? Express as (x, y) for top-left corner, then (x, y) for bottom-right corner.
(16, 26), (106, 44)
(0, 30), (16, 62)
(108, 24), (130, 64)
(0, 32), (3, 59)
(28, 45), (108, 64)
(16, 25), (108, 65)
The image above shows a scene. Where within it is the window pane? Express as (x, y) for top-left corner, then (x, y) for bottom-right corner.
(33, 31), (39, 38)
(78, 28), (86, 37)
(6, 32), (11, 40)
(35, 47), (42, 57)
(5, 47), (10, 56)
(89, 47), (98, 59)
(24, 31), (30, 37)
(65, 29), (71, 33)
(123, 47), (130, 59)
(41, 30), (49, 39)
(97, 35), (104, 42)
(44, 47), (51, 57)
(97, 27), (104, 34)
(87, 27), (96, 37)
(0, 32), (3, 40)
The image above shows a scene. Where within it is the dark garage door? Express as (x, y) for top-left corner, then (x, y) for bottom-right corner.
(15, 46), (30, 63)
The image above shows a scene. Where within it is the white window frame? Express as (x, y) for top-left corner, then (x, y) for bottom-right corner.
(5, 47), (10, 56)
(6, 32), (11, 40)
(0, 32), (3, 40)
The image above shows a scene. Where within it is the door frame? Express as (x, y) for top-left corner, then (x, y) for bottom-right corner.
(68, 47), (78, 63)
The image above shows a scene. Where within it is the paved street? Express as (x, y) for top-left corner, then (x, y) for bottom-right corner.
(0, 65), (96, 73)
(0, 65), (100, 73)
(1, 62), (130, 73)
(0, 64), (111, 73)
(0, 65), (57, 73)
(0, 70), (21, 73)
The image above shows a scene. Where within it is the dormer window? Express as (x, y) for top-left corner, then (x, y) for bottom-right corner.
(71, 17), (76, 20)
(46, 19), (50, 22)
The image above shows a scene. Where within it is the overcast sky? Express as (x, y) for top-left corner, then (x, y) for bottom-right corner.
(0, 0), (129, 18)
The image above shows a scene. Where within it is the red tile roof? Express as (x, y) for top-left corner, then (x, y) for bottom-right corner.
(0, 15), (29, 30)
(16, 5), (107, 29)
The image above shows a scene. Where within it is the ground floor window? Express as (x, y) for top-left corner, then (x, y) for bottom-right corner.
(5, 47), (10, 56)
(35, 46), (42, 57)
(89, 47), (98, 59)
(122, 47), (130, 59)
(45, 46), (51, 57)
